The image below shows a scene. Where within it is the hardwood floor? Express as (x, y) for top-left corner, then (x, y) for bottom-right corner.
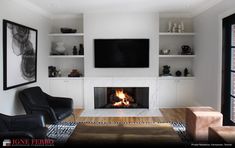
(64, 108), (186, 123)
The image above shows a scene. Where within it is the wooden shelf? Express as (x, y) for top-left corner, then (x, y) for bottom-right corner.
(159, 55), (196, 58)
(159, 32), (195, 36)
(49, 55), (84, 58)
(48, 33), (84, 37)
(158, 76), (195, 80)
(49, 77), (84, 80)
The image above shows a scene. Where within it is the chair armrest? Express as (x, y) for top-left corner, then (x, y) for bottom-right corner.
(0, 131), (34, 139)
(10, 114), (46, 131)
(30, 105), (58, 124)
(46, 94), (73, 109)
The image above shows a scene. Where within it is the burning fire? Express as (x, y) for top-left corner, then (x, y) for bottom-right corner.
(113, 89), (134, 107)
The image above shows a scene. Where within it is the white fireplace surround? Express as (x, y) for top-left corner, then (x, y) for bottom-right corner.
(84, 77), (158, 110)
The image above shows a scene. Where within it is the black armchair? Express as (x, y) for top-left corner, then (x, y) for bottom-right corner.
(0, 113), (48, 139)
(19, 86), (74, 124)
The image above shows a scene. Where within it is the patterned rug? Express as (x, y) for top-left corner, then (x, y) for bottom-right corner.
(47, 121), (191, 145)
(47, 122), (77, 144)
(171, 122), (192, 145)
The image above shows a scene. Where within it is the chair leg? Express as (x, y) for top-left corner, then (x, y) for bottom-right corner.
(71, 113), (76, 123)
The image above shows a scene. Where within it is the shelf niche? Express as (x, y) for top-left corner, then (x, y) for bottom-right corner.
(48, 14), (84, 78)
(159, 16), (194, 77)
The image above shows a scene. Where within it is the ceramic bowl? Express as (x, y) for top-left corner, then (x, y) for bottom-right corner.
(160, 49), (170, 55)
(60, 28), (77, 33)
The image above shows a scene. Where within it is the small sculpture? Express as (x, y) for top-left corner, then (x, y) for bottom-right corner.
(181, 45), (193, 55)
(48, 66), (57, 77)
(79, 44), (84, 55)
(180, 21), (184, 32)
(168, 21), (172, 32)
(178, 24), (183, 33)
(73, 46), (78, 55)
(172, 23), (178, 33)
(162, 65), (172, 76)
(175, 70), (182, 77)
(68, 69), (81, 77)
(167, 20), (185, 33)
(184, 68), (189, 77)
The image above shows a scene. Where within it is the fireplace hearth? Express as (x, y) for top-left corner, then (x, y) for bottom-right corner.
(94, 87), (149, 109)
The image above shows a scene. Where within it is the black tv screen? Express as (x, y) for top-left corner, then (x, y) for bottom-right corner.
(94, 39), (149, 68)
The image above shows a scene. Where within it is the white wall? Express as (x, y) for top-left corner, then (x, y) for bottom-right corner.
(193, 0), (235, 111)
(84, 12), (158, 77)
(0, 0), (51, 115)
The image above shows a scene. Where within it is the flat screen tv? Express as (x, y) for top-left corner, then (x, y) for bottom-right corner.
(94, 39), (149, 68)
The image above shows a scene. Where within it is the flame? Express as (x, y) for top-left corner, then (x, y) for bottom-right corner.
(113, 89), (132, 107)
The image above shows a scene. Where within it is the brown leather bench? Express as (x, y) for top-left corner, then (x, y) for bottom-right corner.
(186, 106), (223, 142)
(209, 126), (235, 143)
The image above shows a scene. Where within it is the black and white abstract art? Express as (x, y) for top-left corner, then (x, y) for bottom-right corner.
(3, 20), (37, 90)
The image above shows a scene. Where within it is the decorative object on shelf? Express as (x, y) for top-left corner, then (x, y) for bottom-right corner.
(60, 27), (77, 33)
(73, 46), (78, 55)
(3, 20), (37, 90)
(175, 70), (182, 77)
(48, 66), (57, 77)
(168, 21), (172, 32)
(172, 23), (178, 33)
(167, 20), (185, 33)
(55, 42), (66, 54)
(68, 69), (81, 77)
(180, 21), (185, 32)
(184, 68), (189, 77)
(162, 65), (172, 76)
(160, 49), (170, 55)
(181, 45), (193, 55)
(79, 44), (84, 55)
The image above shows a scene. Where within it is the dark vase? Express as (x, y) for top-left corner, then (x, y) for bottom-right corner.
(73, 46), (78, 55)
(175, 71), (182, 77)
(79, 44), (84, 55)
(184, 68), (189, 77)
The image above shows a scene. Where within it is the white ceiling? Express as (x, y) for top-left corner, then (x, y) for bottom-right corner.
(23, 0), (223, 17)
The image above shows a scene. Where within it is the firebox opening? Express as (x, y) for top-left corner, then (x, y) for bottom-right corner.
(94, 87), (149, 109)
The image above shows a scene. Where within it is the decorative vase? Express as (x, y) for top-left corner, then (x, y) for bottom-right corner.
(175, 71), (182, 77)
(73, 46), (78, 55)
(55, 42), (66, 54)
(79, 44), (84, 55)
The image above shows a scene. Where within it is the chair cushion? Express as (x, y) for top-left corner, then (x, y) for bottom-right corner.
(22, 87), (49, 106)
(53, 108), (73, 121)
(28, 127), (48, 139)
(0, 119), (8, 132)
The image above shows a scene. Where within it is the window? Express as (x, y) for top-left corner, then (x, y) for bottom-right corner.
(222, 14), (235, 125)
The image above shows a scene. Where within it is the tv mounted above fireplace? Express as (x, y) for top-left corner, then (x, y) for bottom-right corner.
(94, 39), (149, 68)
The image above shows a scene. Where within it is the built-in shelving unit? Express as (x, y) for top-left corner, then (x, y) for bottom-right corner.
(158, 16), (195, 108)
(48, 77), (84, 80)
(48, 33), (84, 37)
(49, 55), (84, 58)
(159, 17), (195, 77)
(48, 15), (84, 78)
(158, 76), (195, 80)
(159, 55), (196, 58)
(159, 32), (195, 36)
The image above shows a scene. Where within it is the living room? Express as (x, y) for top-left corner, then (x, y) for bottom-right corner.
(0, 0), (235, 146)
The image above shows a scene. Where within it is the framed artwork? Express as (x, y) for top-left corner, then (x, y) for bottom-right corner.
(3, 20), (37, 90)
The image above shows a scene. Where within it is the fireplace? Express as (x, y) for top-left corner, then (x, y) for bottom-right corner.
(94, 87), (149, 109)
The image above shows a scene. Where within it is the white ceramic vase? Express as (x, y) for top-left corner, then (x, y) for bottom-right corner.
(55, 42), (66, 53)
